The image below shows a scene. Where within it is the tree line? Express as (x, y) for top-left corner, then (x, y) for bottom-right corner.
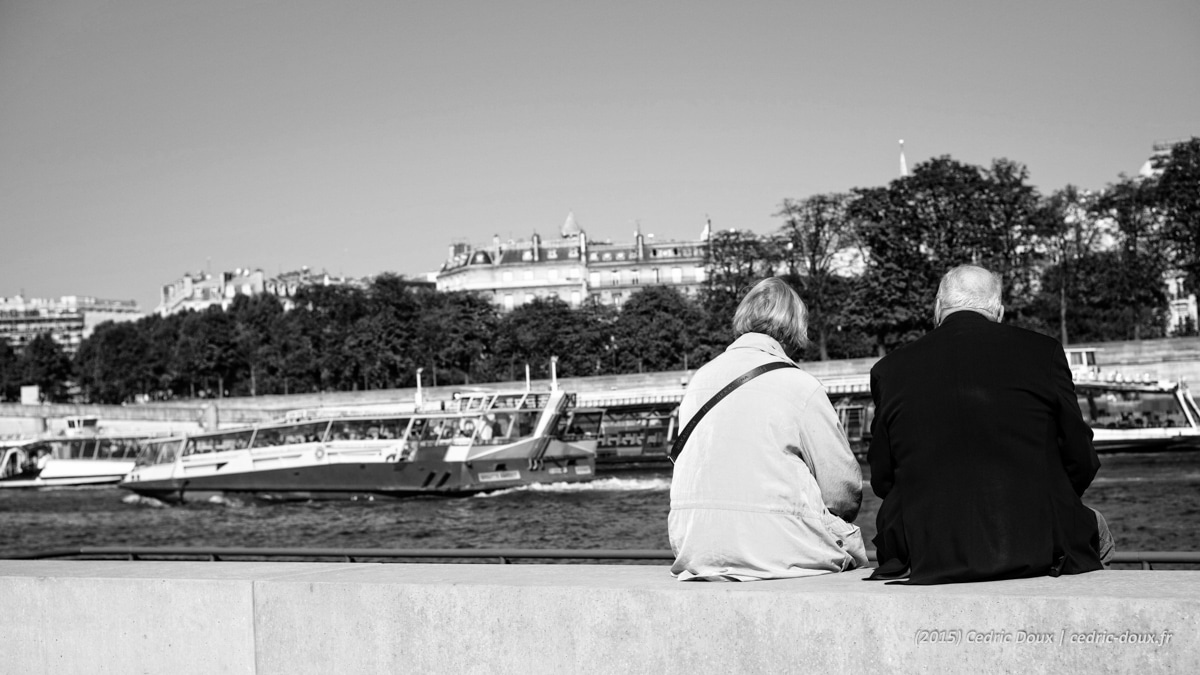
(2, 139), (1197, 404)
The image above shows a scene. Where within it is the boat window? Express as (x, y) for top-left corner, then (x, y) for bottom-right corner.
(186, 430), (254, 455)
(327, 418), (408, 441)
(251, 422), (330, 447)
(558, 411), (602, 440)
(477, 412), (517, 444)
(135, 439), (182, 466)
(1076, 388), (1188, 429)
(408, 418), (455, 446)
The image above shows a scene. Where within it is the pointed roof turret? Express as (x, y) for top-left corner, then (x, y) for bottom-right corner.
(561, 211), (583, 238)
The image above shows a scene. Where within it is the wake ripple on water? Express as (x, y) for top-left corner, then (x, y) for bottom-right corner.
(476, 475), (672, 498)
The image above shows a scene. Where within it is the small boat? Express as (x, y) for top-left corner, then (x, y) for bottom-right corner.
(0, 416), (147, 488)
(118, 389), (598, 503)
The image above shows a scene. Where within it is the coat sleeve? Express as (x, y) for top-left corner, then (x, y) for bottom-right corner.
(797, 388), (863, 522)
(867, 367), (895, 499)
(1050, 344), (1100, 496)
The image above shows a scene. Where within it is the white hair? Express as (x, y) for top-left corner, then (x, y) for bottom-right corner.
(935, 265), (1004, 324)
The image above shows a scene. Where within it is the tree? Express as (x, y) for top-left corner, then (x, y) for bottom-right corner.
(493, 298), (581, 381)
(849, 156), (1047, 353)
(775, 193), (864, 360)
(1093, 176), (1169, 340)
(0, 339), (19, 402)
(75, 321), (152, 403)
(700, 229), (778, 347)
(1157, 138), (1200, 293)
(19, 333), (72, 402)
(1033, 186), (1109, 343)
(612, 286), (704, 373)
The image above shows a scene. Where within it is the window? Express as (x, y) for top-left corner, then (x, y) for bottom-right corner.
(548, 269), (559, 282)
(653, 268), (661, 283)
(611, 270), (620, 286)
(504, 295), (514, 311)
(524, 269), (534, 281)
(502, 271), (513, 283)
(631, 270), (640, 285)
(570, 291), (581, 306)
(589, 272), (601, 286)
(694, 266), (706, 282)
(672, 267), (683, 283)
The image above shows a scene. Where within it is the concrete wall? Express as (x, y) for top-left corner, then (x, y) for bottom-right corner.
(2, 561), (1196, 674)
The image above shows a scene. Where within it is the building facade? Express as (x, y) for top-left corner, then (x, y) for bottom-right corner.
(436, 213), (710, 310)
(0, 296), (143, 355)
(157, 267), (369, 317)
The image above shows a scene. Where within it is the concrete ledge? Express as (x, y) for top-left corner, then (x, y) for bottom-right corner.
(3, 562), (1197, 674)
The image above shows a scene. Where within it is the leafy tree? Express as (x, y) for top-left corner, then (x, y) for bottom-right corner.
(75, 321), (152, 403)
(775, 193), (864, 360)
(0, 339), (20, 402)
(1032, 186), (1109, 343)
(1093, 176), (1169, 340)
(612, 286), (704, 373)
(850, 156), (1047, 353)
(19, 333), (72, 402)
(1157, 138), (1200, 292)
(228, 294), (287, 396)
(493, 297), (581, 381)
(174, 306), (242, 397)
(700, 229), (779, 347)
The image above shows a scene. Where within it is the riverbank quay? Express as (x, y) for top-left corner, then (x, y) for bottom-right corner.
(3, 561), (1196, 674)
(2, 336), (1197, 437)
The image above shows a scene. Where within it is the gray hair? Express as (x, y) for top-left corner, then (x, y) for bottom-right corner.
(732, 278), (811, 352)
(935, 265), (1003, 324)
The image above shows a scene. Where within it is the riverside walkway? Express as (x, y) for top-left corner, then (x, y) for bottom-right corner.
(3, 560), (1196, 673)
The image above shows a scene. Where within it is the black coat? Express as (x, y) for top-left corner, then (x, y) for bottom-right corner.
(868, 311), (1103, 584)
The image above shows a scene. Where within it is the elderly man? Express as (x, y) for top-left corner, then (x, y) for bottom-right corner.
(866, 265), (1111, 584)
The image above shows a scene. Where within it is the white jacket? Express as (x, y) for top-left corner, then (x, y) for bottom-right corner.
(669, 333), (867, 581)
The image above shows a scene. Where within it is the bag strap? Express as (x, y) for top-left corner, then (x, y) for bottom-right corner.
(668, 361), (798, 464)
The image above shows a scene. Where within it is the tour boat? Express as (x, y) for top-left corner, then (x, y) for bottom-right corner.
(827, 369), (1200, 456)
(118, 389), (598, 503)
(0, 417), (147, 489)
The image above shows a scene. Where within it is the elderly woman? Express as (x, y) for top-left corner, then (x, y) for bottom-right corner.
(669, 277), (867, 580)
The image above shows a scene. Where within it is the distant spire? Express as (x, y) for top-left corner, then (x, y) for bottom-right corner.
(633, 219), (641, 237)
(700, 215), (712, 241)
(561, 211), (583, 238)
(899, 139), (908, 177)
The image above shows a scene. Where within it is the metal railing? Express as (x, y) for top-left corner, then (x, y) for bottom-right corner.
(7, 547), (1200, 570)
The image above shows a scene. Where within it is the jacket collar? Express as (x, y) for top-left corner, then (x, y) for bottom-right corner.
(725, 332), (796, 363)
(938, 310), (995, 328)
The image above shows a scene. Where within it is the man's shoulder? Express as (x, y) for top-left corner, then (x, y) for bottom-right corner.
(992, 321), (1063, 353)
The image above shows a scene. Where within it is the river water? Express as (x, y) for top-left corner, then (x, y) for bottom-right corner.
(3, 451), (1198, 568)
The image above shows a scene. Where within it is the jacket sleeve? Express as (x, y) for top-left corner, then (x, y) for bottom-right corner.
(1050, 344), (1100, 496)
(797, 388), (863, 522)
(867, 367), (895, 499)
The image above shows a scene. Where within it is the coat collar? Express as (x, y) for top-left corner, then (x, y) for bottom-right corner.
(725, 332), (796, 363)
(938, 310), (995, 328)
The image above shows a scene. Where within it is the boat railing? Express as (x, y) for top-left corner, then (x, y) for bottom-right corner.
(7, 546), (1199, 570)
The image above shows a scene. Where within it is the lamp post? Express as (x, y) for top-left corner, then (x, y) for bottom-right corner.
(415, 367), (424, 410)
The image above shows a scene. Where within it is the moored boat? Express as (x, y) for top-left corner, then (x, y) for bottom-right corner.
(0, 417), (148, 489)
(118, 389), (598, 503)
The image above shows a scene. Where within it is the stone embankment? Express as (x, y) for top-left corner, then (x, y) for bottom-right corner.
(2, 561), (1195, 673)
(2, 336), (1197, 436)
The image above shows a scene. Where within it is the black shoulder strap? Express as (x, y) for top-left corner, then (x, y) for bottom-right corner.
(668, 361), (798, 464)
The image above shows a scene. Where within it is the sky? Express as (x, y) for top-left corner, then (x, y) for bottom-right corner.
(2, 0), (1198, 312)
